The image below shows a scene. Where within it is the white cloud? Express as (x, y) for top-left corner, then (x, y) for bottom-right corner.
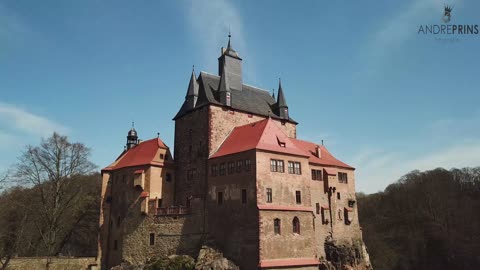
(354, 140), (480, 194)
(0, 102), (69, 137)
(186, 0), (252, 79)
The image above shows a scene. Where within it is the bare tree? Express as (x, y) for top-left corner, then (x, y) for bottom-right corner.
(14, 132), (96, 262)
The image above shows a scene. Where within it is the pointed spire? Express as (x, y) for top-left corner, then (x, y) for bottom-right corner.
(277, 78), (287, 108)
(275, 78), (289, 119)
(219, 61), (231, 106)
(227, 31), (232, 51)
(186, 67), (198, 98)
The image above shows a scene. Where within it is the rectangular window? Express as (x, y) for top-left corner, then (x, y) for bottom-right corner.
(274, 218), (281, 235)
(316, 203), (320, 214)
(294, 162), (301, 175)
(271, 159), (284, 172)
(245, 159), (252, 171)
(217, 192), (223, 205)
(289, 161), (301, 174)
(295, 191), (301, 204)
(241, 189), (247, 204)
(157, 199), (162, 208)
(211, 165), (218, 177)
(270, 159), (277, 172)
(219, 163), (226, 176)
(236, 160), (242, 173)
(288, 161), (294, 174)
(149, 233), (155, 246)
(266, 188), (272, 203)
(311, 169), (322, 180)
(338, 172), (348, 183)
(228, 162), (235, 174)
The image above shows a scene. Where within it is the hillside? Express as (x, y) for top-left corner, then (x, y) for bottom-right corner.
(357, 167), (480, 270)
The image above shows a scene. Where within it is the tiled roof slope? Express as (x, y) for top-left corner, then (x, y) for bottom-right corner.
(102, 138), (168, 171)
(210, 118), (308, 158)
(291, 139), (354, 170)
(174, 72), (297, 124)
(210, 118), (354, 170)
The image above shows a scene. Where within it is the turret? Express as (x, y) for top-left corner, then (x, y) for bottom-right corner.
(218, 33), (242, 91)
(185, 67), (199, 109)
(126, 123), (138, 150)
(275, 79), (289, 119)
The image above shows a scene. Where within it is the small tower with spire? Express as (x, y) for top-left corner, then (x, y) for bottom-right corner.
(185, 65), (199, 109)
(275, 78), (289, 119)
(218, 61), (231, 106)
(126, 122), (138, 150)
(218, 32), (243, 91)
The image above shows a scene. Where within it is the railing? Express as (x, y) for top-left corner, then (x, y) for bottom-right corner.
(155, 206), (191, 216)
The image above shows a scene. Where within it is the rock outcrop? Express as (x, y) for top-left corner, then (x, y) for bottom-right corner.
(195, 246), (239, 270)
(323, 238), (372, 270)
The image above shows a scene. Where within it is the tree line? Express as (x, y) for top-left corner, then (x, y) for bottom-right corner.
(0, 133), (100, 270)
(357, 167), (480, 270)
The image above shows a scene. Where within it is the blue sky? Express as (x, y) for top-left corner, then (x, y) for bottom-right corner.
(1, 0), (479, 193)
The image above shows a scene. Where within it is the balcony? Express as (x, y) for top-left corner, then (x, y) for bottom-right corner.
(155, 206), (191, 216)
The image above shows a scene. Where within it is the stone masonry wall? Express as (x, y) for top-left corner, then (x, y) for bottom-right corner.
(6, 257), (97, 270)
(207, 150), (259, 270)
(122, 215), (203, 266)
(208, 105), (297, 156)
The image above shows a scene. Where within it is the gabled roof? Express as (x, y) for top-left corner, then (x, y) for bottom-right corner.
(173, 72), (297, 124)
(102, 138), (168, 171)
(210, 118), (308, 159)
(291, 139), (354, 169)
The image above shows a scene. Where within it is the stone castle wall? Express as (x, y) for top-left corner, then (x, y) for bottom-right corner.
(208, 105), (297, 156)
(6, 257), (97, 270)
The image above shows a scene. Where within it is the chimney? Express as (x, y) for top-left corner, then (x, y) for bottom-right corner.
(315, 145), (321, 158)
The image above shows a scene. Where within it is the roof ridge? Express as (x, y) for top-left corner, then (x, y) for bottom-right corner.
(209, 125), (239, 158)
(200, 71), (271, 94)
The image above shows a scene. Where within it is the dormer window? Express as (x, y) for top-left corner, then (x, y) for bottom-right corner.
(160, 154), (164, 159)
(277, 136), (286, 148)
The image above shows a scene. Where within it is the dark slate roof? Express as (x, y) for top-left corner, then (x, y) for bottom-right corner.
(277, 80), (287, 107)
(173, 72), (297, 124)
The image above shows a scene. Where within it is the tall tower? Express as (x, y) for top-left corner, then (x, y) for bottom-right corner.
(217, 33), (242, 91)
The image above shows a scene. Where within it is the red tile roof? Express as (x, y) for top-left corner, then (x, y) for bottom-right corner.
(209, 118), (353, 170)
(210, 118), (309, 158)
(291, 139), (354, 169)
(324, 167), (337, 175)
(102, 138), (167, 171)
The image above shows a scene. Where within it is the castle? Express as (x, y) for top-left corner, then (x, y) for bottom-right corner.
(98, 36), (370, 270)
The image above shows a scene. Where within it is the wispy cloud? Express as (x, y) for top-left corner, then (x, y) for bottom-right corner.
(0, 102), (69, 138)
(354, 140), (480, 194)
(186, 0), (252, 80)
(354, 112), (480, 193)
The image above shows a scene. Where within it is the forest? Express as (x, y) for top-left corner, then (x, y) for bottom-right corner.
(358, 167), (480, 270)
(1, 133), (479, 270)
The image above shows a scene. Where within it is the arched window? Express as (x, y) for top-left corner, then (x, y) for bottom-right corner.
(292, 217), (300, 234)
(274, 218), (281, 235)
